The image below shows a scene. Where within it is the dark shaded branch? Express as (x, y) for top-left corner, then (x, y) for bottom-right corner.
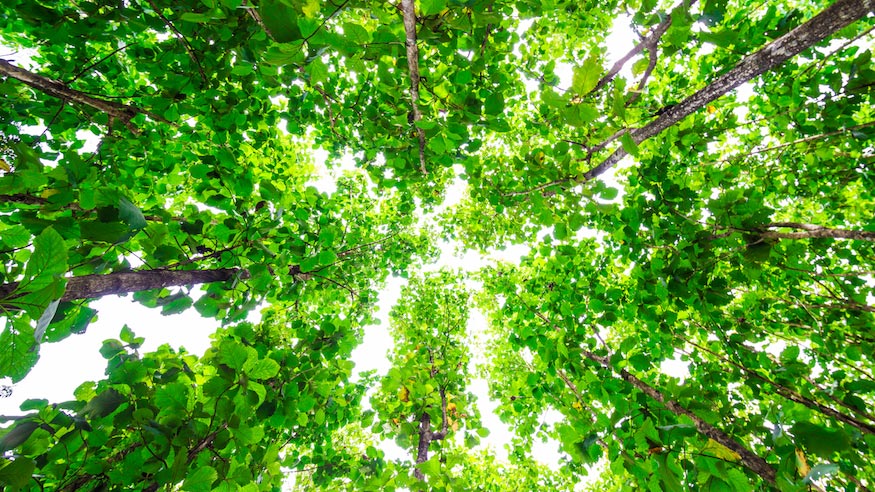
(400, 0), (427, 174)
(527, 306), (777, 485)
(682, 335), (875, 435)
(0, 60), (171, 133)
(582, 0), (874, 181)
(413, 411), (432, 480)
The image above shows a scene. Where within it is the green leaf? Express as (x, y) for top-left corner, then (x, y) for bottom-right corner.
(0, 421), (39, 452)
(118, 196), (147, 230)
(343, 22), (370, 43)
(317, 250), (337, 266)
(484, 92), (505, 116)
(417, 455), (441, 476)
(307, 58), (329, 84)
(22, 227), (67, 293)
(82, 389), (126, 419)
(0, 326), (39, 382)
(259, 0), (301, 42)
(572, 55), (601, 95)
(183, 465), (217, 492)
(244, 358), (280, 379)
(791, 422), (851, 456)
(34, 298), (60, 343)
(619, 132), (639, 156)
(421, 0), (447, 16)
(0, 458), (36, 487)
(219, 341), (254, 371)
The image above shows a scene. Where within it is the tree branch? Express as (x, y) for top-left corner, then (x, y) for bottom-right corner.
(592, 0), (689, 93)
(413, 411), (432, 480)
(0, 60), (171, 133)
(760, 223), (875, 241)
(528, 306), (777, 485)
(581, 0), (874, 182)
(0, 268), (249, 307)
(400, 0), (428, 175)
(682, 335), (875, 435)
(141, 0), (208, 85)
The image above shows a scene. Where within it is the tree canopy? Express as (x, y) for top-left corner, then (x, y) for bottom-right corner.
(1, 0), (874, 489)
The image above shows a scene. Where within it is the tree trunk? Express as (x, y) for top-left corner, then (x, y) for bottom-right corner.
(413, 412), (432, 481)
(0, 268), (247, 307)
(583, 0), (874, 181)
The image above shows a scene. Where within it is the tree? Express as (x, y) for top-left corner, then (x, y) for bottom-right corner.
(1, 0), (875, 490)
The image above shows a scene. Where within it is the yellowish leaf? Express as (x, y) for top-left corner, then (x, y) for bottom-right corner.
(0, 158), (10, 172)
(701, 439), (741, 462)
(795, 448), (810, 477)
(398, 386), (409, 403)
(302, 0), (319, 18)
(707, 105), (717, 114)
(572, 401), (583, 411)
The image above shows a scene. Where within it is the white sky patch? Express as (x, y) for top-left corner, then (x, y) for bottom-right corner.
(532, 408), (565, 470)
(605, 14), (635, 74)
(0, 295), (220, 415)
(660, 356), (690, 382)
(75, 129), (100, 154)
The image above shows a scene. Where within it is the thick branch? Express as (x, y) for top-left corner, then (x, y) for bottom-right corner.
(0, 60), (169, 133)
(0, 268), (248, 306)
(528, 306), (776, 484)
(761, 223), (875, 241)
(684, 336), (875, 435)
(431, 387), (448, 440)
(400, 0), (428, 175)
(602, 355), (777, 484)
(582, 0), (874, 181)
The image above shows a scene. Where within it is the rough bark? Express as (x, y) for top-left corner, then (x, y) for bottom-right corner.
(582, 349), (778, 484)
(582, 0), (874, 181)
(684, 336), (875, 435)
(0, 60), (167, 133)
(0, 268), (247, 306)
(761, 222), (875, 241)
(400, 0), (428, 175)
(413, 411), (432, 480)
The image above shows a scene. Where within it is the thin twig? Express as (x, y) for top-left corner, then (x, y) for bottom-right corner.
(141, 0), (208, 84)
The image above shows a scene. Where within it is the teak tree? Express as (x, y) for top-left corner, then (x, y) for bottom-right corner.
(1, 0), (875, 490)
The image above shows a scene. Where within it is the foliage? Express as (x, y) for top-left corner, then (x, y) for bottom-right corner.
(1, 0), (875, 489)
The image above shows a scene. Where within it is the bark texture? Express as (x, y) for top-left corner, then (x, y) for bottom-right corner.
(0, 268), (247, 305)
(400, 0), (428, 174)
(0, 60), (166, 132)
(761, 223), (875, 241)
(583, 0), (875, 181)
(583, 350), (778, 484)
